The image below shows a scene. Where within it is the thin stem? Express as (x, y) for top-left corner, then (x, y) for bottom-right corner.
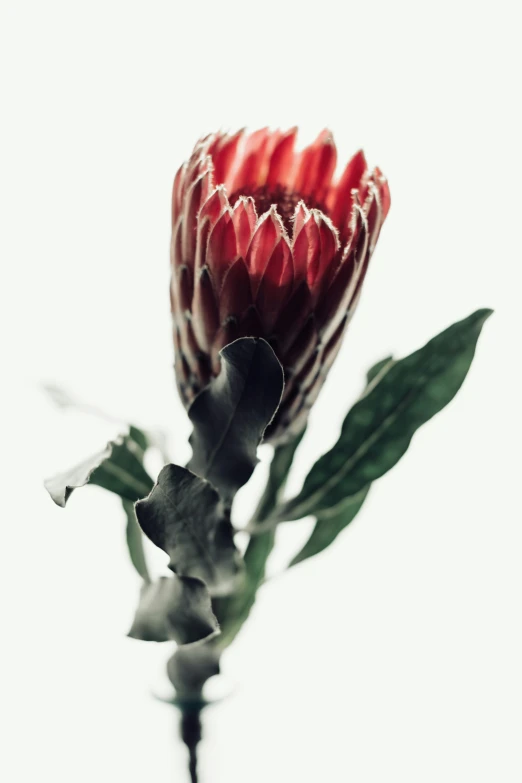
(180, 707), (202, 783)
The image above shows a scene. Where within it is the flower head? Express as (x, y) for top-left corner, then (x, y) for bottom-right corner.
(171, 128), (390, 443)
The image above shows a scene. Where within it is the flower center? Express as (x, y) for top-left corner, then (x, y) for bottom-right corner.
(229, 184), (328, 236)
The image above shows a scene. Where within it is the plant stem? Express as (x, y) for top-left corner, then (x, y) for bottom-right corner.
(180, 706), (202, 783)
(215, 432), (305, 647)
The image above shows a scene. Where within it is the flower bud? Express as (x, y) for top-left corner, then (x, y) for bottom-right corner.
(171, 129), (390, 443)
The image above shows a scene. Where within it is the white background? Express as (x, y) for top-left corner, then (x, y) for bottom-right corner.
(1, 1), (521, 781)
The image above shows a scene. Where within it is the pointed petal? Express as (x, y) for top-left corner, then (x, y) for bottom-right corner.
(291, 201), (310, 239)
(364, 185), (383, 253)
(198, 186), (229, 229)
(170, 216), (184, 274)
(273, 281), (313, 354)
(374, 167), (391, 219)
(172, 164), (186, 226)
(210, 130), (244, 187)
(192, 266), (219, 353)
(205, 209), (238, 290)
(255, 239), (294, 332)
(238, 305), (264, 340)
(316, 205), (368, 343)
(182, 163), (213, 266)
(219, 258), (253, 323)
(284, 315), (319, 377)
(228, 128), (271, 192)
(211, 319), (240, 375)
(328, 149), (367, 235)
(292, 214), (319, 283)
(245, 205), (286, 280)
(266, 127), (298, 187)
(294, 130), (337, 200)
(307, 211), (340, 294)
(232, 197), (257, 258)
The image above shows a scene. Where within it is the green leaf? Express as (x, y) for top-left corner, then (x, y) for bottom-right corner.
(289, 486), (371, 567)
(277, 309), (492, 522)
(135, 464), (242, 596)
(45, 434), (154, 507)
(127, 575), (219, 645)
(365, 356), (395, 387)
(122, 499), (151, 583)
(187, 338), (284, 503)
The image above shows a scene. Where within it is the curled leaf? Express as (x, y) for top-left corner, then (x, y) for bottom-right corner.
(45, 435), (154, 507)
(128, 575), (219, 645)
(136, 464), (242, 596)
(187, 337), (284, 502)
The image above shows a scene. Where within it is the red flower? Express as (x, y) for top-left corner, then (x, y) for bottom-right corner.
(171, 128), (390, 443)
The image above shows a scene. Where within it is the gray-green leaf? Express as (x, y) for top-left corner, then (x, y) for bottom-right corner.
(277, 308), (492, 521)
(187, 338), (284, 503)
(135, 464), (242, 596)
(127, 575), (219, 645)
(167, 642), (221, 698)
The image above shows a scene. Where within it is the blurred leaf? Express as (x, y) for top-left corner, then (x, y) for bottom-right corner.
(135, 464), (242, 596)
(122, 499), (151, 583)
(187, 338), (284, 503)
(43, 384), (170, 462)
(214, 528), (275, 649)
(128, 575), (219, 645)
(45, 434), (154, 507)
(167, 642), (221, 698)
(289, 486), (371, 568)
(276, 309), (492, 522)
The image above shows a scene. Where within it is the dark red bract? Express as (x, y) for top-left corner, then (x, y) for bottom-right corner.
(171, 128), (390, 443)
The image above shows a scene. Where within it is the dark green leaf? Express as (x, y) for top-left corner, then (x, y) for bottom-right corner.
(122, 499), (151, 583)
(127, 575), (219, 645)
(365, 356), (395, 387)
(277, 309), (492, 521)
(289, 486), (371, 567)
(45, 434), (154, 507)
(135, 464), (242, 596)
(187, 338), (284, 502)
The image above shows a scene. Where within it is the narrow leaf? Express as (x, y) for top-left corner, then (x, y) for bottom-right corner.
(187, 338), (284, 502)
(278, 309), (492, 521)
(128, 575), (219, 645)
(45, 435), (154, 507)
(289, 485), (371, 568)
(135, 464), (242, 596)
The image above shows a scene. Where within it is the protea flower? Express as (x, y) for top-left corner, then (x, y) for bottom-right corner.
(170, 128), (390, 444)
